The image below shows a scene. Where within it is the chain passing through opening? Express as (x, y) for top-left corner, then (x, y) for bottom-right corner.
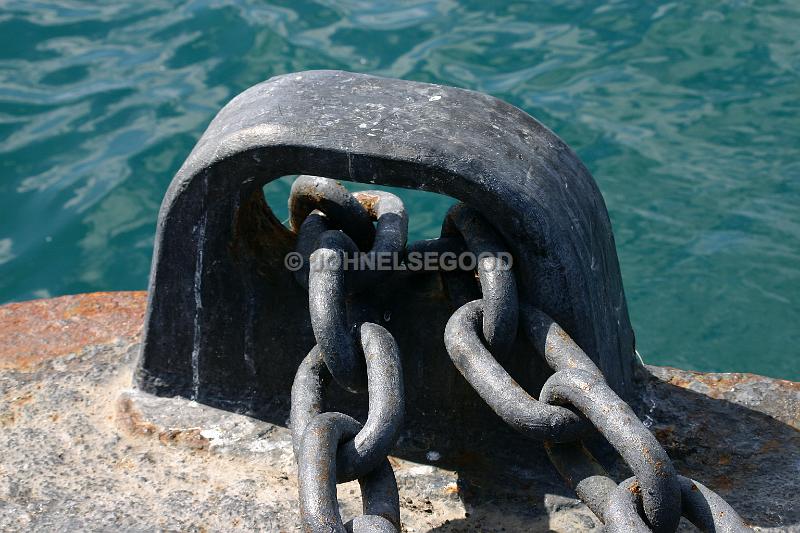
(287, 175), (750, 533)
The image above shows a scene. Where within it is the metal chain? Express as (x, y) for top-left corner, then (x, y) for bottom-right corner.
(604, 476), (751, 533)
(295, 411), (400, 532)
(445, 300), (590, 442)
(441, 206), (751, 532)
(441, 204), (518, 356)
(291, 326), (404, 482)
(289, 177), (407, 532)
(287, 175), (749, 532)
(290, 175), (408, 294)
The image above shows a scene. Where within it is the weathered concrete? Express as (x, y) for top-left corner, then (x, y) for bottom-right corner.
(1, 292), (798, 531)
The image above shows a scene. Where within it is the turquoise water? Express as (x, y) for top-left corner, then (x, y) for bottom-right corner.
(1, 1), (798, 380)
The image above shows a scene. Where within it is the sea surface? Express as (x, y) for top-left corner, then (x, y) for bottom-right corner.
(1, 1), (798, 379)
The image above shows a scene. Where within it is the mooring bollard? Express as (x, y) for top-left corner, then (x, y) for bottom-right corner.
(133, 70), (751, 531)
(137, 69), (635, 409)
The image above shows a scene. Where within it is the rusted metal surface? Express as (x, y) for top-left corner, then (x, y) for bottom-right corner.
(539, 368), (682, 532)
(644, 365), (800, 430)
(0, 293), (798, 531)
(0, 291), (145, 370)
(605, 476), (751, 533)
(635, 365), (800, 529)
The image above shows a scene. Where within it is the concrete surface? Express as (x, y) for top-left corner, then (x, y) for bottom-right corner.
(1, 292), (798, 531)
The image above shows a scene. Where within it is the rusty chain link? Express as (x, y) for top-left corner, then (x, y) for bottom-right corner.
(295, 412), (400, 532)
(290, 175), (376, 252)
(289, 177), (406, 531)
(288, 175), (749, 532)
(442, 204), (518, 356)
(440, 206), (750, 532)
(291, 325), (404, 482)
(540, 368), (681, 532)
(604, 476), (751, 532)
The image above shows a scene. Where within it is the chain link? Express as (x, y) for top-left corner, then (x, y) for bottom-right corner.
(287, 176), (749, 532)
(291, 324), (404, 482)
(523, 305), (682, 530)
(445, 300), (590, 442)
(440, 205), (750, 532)
(307, 232), (364, 392)
(349, 190), (408, 290)
(540, 368), (681, 532)
(293, 176), (409, 293)
(289, 177), (406, 532)
(296, 412), (400, 532)
(442, 204), (518, 356)
(605, 476), (751, 533)
(290, 175), (376, 251)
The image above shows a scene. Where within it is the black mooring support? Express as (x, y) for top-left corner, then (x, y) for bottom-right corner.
(136, 70), (636, 432)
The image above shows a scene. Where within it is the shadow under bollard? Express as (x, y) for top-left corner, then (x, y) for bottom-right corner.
(124, 357), (798, 531)
(634, 365), (800, 529)
(416, 365), (799, 532)
(120, 342), (799, 531)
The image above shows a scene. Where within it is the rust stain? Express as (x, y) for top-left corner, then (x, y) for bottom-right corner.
(666, 367), (800, 393)
(157, 427), (209, 450)
(0, 291), (146, 370)
(444, 482), (460, 495)
(231, 189), (296, 274)
(654, 426), (676, 444)
(116, 395), (210, 451)
(116, 395), (158, 437)
(353, 191), (381, 216)
(712, 474), (734, 491)
(641, 446), (654, 466)
(758, 439), (782, 453)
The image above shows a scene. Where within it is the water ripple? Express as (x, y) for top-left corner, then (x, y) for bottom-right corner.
(0, 0), (798, 379)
